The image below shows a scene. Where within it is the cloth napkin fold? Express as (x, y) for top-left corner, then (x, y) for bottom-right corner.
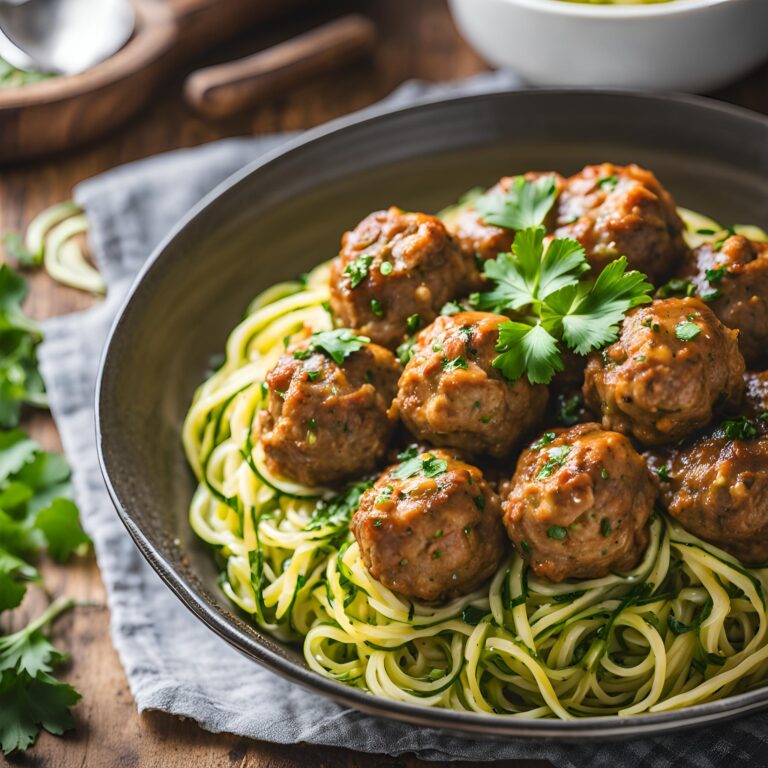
(37, 72), (768, 767)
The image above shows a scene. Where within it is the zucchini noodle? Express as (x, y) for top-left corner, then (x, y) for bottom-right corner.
(182, 258), (768, 719)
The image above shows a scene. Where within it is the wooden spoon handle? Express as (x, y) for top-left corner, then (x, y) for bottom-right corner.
(183, 14), (376, 119)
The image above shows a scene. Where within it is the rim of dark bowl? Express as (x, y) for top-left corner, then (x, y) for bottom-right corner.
(96, 86), (768, 740)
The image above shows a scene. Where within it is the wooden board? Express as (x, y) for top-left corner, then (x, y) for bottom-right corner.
(1, 0), (767, 764)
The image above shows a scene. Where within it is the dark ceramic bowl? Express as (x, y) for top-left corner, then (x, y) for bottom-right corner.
(96, 89), (768, 740)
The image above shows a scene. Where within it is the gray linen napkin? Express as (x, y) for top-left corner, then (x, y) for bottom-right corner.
(37, 73), (768, 767)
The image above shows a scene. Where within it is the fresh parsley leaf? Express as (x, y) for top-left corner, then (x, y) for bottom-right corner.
(547, 257), (653, 355)
(0, 267), (48, 427)
(307, 480), (372, 532)
(0, 599), (79, 754)
(474, 174), (559, 231)
(705, 265), (727, 284)
(440, 301), (463, 316)
(719, 416), (759, 442)
(35, 500), (90, 563)
(547, 525), (568, 541)
(307, 329), (369, 365)
(396, 337), (416, 365)
(442, 355), (468, 372)
(537, 446), (572, 480)
(675, 321), (701, 341)
(422, 455), (448, 478)
(493, 321), (563, 385)
(656, 278), (695, 299)
(531, 432), (556, 450)
(391, 451), (447, 480)
(343, 253), (374, 288)
(476, 229), (588, 313)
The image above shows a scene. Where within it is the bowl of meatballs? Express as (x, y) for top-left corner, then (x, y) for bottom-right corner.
(97, 88), (768, 739)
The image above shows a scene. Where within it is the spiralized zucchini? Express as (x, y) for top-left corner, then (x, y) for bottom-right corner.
(182, 252), (768, 719)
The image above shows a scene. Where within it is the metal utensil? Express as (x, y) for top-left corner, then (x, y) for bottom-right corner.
(0, 0), (134, 75)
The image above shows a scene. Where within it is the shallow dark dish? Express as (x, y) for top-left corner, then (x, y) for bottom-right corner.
(96, 89), (768, 740)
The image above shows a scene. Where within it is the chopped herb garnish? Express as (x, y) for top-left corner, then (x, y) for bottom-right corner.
(634, 355), (646, 362)
(373, 519), (383, 527)
(343, 253), (374, 288)
(306, 329), (369, 364)
(601, 468), (609, 480)
(547, 525), (568, 541)
(391, 450), (448, 480)
(442, 355), (468, 372)
(656, 278), (695, 299)
(406, 314), (421, 333)
(473, 495), (485, 511)
(375, 485), (393, 505)
(432, 549), (442, 559)
(597, 174), (618, 190)
(521, 540), (531, 554)
(293, 348), (311, 360)
(532, 432), (556, 450)
(675, 321), (701, 341)
(720, 416), (759, 441)
(370, 298), (384, 318)
(307, 480), (372, 531)
(396, 337), (417, 365)
(440, 301), (463, 316)
(480, 415), (491, 424)
(557, 393), (582, 426)
(600, 517), (612, 537)
(307, 417), (317, 432)
(705, 265), (727, 283)
(537, 445), (572, 480)
(657, 466), (671, 482)
(701, 290), (722, 303)
(306, 370), (321, 382)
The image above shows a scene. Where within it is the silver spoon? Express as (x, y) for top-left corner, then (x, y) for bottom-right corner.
(0, 0), (134, 76)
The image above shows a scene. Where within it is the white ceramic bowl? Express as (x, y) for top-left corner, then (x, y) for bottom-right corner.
(448, 0), (768, 92)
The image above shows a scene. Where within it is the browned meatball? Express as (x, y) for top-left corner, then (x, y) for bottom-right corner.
(502, 423), (656, 582)
(583, 298), (745, 446)
(658, 430), (768, 564)
(329, 208), (474, 349)
(396, 312), (548, 458)
(677, 236), (768, 367)
(352, 448), (506, 601)
(450, 172), (564, 263)
(555, 163), (688, 284)
(257, 337), (400, 487)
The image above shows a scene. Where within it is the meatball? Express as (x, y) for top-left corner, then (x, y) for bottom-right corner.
(555, 163), (687, 284)
(450, 172), (564, 263)
(396, 312), (548, 458)
(329, 207), (473, 349)
(502, 423), (656, 582)
(352, 448), (506, 601)
(678, 236), (768, 367)
(659, 430), (768, 564)
(583, 298), (745, 446)
(257, 338), (400, 487)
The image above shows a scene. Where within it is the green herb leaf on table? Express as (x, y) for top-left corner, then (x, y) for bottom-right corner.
(474, 174), (559, 232)
(0, 266), (48, 427)
(306, 329), (369, 365)
(0, 427), (90, 754)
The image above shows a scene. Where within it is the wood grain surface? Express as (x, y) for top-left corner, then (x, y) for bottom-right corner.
(1, 1), (766, 765)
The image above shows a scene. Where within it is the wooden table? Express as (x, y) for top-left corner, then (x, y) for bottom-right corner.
(1, 1), (766, 765)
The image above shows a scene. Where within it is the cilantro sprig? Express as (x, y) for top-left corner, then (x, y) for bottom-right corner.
(470, 179), (652, 385)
